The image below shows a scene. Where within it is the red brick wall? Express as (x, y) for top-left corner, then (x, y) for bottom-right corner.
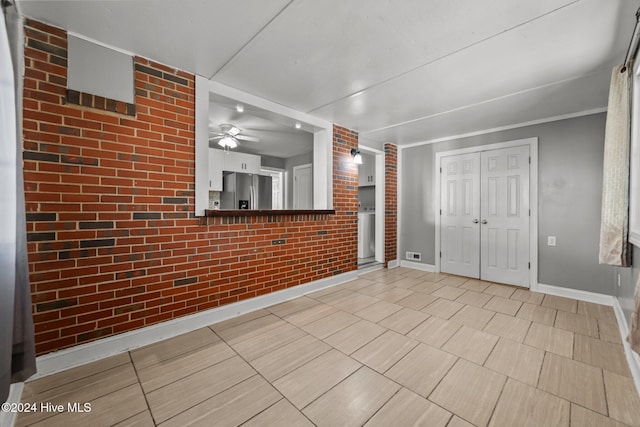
(23, 19), (358, 355)
(384, 143), (398, 265)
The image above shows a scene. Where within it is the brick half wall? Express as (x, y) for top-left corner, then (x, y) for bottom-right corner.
(23, 19), (358, 355)
(384, 143), (398, 266)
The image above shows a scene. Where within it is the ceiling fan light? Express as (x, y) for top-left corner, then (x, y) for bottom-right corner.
(228, 126), (241, 136)
(218, 135), (238, 149)
(236, 104), (244, 113)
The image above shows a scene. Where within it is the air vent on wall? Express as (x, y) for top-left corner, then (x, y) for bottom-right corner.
(405, 251), (422, 261)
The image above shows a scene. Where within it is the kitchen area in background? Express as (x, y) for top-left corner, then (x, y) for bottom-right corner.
(357, 151), (377, 268)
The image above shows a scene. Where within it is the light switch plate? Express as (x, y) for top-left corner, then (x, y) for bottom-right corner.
(547, 236), (556, 246)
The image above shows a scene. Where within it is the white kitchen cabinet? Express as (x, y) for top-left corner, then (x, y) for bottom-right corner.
(358, 154), (375, 187)
(223, 150), (261, 174)
(208, 149), (223, 191)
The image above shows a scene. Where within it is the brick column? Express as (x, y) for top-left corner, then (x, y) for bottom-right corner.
(384, 143), (397, 266)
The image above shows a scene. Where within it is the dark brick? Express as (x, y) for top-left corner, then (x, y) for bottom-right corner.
(80, 238), (115, 248)
(36, 299), (77, 312)
(26, 212), (56, 222)
(27, 38), (67, 58)
(125, 103), (136, 116)
(23, 151), (60, 163)
(49, 55), (67, 67)
(66, 89), (80, 105)
(163, 72), (189, 86)
(133, 212), (162, 220)
(106, 98), (117, 112)
(27, 232), (55, 242)
(79, 221), (114, 229)
(174, 277), (197, 287)
(272, 239), (286, 245)
(317, 230), (328, 235)
(61, 155), (98, 166)
(77, 327), (112, 343)
(162, 197), (187, 204)
(134, 64), (162, 78)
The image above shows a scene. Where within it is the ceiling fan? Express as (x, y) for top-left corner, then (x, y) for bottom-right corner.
(208, 123), (259, 150)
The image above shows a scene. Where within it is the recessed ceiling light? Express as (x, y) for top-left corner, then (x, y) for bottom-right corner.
(236, 104), (244, 113)
(295, 122), (301, 129)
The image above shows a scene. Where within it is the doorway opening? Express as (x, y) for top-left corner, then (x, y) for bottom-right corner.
(357, 146), (385, 272)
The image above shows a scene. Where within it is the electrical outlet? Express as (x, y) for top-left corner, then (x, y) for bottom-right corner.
(547, 236), (556, 246)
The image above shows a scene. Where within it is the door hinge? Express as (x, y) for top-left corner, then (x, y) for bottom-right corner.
(440, 167), (442, 173)
(528, 157), (531, 164)
(528, 262), (530, 269)
(529, 209), (531, 216)
(439, 209), (442, 215)
(440, 251), (442, 258)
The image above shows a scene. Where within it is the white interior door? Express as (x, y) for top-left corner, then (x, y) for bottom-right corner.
(293, 164), (312, 209)
(440, 153), (481, 278)
(439, 145), (530, 287)
(480, 145), (530, 286)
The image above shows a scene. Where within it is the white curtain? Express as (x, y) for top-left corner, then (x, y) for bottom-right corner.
(599, 64), (633, 267)
(1, 1), (36, 404)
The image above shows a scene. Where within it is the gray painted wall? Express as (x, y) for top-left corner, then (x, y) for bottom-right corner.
(400, 113), (616, 294)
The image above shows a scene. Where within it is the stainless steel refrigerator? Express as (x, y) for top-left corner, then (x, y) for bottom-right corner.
(221, 172), (272, 210)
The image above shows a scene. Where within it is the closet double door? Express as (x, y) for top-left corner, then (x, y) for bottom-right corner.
(440, 145), (530, 287)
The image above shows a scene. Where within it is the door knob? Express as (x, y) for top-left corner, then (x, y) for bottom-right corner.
(472, 219), (479, 224)
(481, 220), (488, 224)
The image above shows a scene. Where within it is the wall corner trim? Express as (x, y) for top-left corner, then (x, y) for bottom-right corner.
(387, 259), (400, 269)
(31, 271), (358, 381)
(399, 260), (436, 272)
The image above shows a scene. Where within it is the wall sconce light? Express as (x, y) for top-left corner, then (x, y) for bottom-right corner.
(350, 148), (363, 164)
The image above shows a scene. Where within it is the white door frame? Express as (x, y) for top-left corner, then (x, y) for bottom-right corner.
(359, 145), (385, 264)
(293, 163), (313, 209)
(434, 137), (538, 288)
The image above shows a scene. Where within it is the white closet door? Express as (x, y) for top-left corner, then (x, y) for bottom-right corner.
(440, 152), (481, 278)
(480, 145), (530, 286)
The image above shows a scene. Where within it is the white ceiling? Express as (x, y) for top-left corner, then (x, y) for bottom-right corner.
(19, 0), (640, 149)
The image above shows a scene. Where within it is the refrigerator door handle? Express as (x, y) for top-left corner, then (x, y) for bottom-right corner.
(250, 186), (255, 210)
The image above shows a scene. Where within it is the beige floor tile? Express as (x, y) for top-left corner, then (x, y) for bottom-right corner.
(555, 311), (599, 338)
(18, 363), (138, 426)
(243, 399), (314, 427)
(303, 366), (400, 426)
(361, 269), (389, 280)
(21, 352), (131, 398)
(542, 294), (578, 313)
(365, 387), (452, 427)
(378, 307), (429, 334)
(599, 318), (624, 344)
(357, 282), (395, 297)
(283, 303), (338, 327)
(20, 383), (148, 427)
(368, 273), (404, 285)
(448, 416), (475, 427)
(483, 283), (517, 298)
(573, 333), (630, 377)
(159, 375), (281, 427)
(430, 359), (506, 427)
(570, 404), (627, 427)
(137, 339), (236, 393)
(232, 322), (307, 361)
(385, 343), (457, 397)
(483, 312), (531, 342)
(603, 369), (640, 425)
(250, 334), (331, 381)
(130, 328), (219, 371)
(267, 296), (319, 317)
(421, 298), (465, 319)
(352, 330), (418, 373)
(510, 288), (545, 305)
(489, 378), (570, 427)
(112, 410), (155, 427)
(449, 305), (496, 330)
(459, 279), (491, 292)
(423, 272), (450, 282)
(524, 322), (574, 358)
(301, 310), (359, 339)
(395, 291), (438, 310)
(455, 290), (493, 308)
(341, 278), (378, 291)
(538, 353), (606, 415)
(355, 300), (403, 322)
(308, 285), (346, 298)
(404, 269), (430, 279)
(516, 302), (557, 326)
(483, 296), (522, 316)
(484, 338), (544, 386)
(391, 276), (422, 288)
(207, 309), (270, 333)
(432, 285), (468, 301)
(313, 288), (358, 305)
(331, 292), (379, 313)
(438, 276), (469, 287)
(272, 349), (360, 409)
(578, 301), (618, 323)
(407, 316), (462, 348)
(146, 355), (256, 423)
(375, 287), (414, 303)
(410, 281), (445, 294)
(442, 325), (499, 365)
(324, 319), (386, 354)
(212, 314), (284, 345)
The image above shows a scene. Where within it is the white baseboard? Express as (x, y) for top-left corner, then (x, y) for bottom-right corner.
(399, 260), (436, 272)
(32, 270), (358, 381)
(532, 283), (616, 306)
(387, 259), (399, 269)
(0, 383), (24, 427)
(612, 298), (640, 398)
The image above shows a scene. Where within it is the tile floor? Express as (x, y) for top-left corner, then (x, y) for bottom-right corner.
(15, 268), (640, 426)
